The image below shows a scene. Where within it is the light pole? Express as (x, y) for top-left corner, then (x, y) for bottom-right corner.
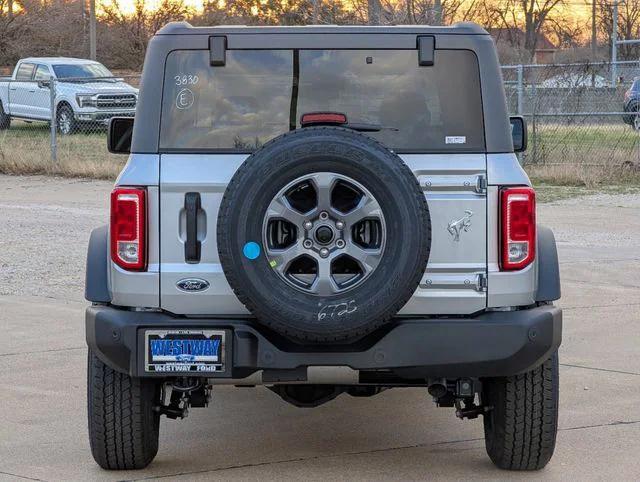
(368, 0), (381, 25)
(592, 0), (597, 56)
(89, 0), (96, 60)
(611, 0), (619, 85)
(434, 0), (442, 25)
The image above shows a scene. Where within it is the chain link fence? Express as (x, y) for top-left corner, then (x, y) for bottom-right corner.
(1, 64), (639, 182)
(0, 74), (140, 178)
(502, 61), (640, 174)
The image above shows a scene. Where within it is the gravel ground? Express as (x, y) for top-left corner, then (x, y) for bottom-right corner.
(0, 175), (109, 301)
(0, 174), (639, 481)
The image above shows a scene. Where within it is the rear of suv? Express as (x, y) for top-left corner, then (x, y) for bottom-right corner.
(85, 22), (561, 471)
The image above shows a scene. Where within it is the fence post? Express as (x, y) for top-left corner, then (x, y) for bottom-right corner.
(49, 75), (57, 164)
(531, 67), (537, 164)
(517, 64), (524, 116)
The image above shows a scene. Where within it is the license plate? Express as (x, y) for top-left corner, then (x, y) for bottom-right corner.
(144, 329), (226, 373)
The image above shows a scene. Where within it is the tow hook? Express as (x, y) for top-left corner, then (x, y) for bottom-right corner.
(154, 378), (211, 419)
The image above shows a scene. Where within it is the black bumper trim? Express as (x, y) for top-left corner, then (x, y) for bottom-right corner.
(86, 305), (562, 379)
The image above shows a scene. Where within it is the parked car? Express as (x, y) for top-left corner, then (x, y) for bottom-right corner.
(623, 77), (640, 130)
(0, 57), (137, 134)
(85, 22), (562, 472)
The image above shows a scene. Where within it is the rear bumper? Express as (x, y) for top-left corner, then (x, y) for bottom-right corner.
(86, 304), (562, 381)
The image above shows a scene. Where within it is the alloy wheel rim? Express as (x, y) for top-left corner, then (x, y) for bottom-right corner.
(262, 172), (386, 296)
(59, 111), (71, 134)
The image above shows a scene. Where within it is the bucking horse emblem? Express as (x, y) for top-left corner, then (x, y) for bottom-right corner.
(447, 210), (473, 242)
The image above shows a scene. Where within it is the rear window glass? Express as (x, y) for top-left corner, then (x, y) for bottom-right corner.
(160, 49), (484, 152)
(16, 63), (35, 81)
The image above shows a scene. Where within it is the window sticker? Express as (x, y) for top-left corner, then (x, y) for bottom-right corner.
(445, 136), (466, 144)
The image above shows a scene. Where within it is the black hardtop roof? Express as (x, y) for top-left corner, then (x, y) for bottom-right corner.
(157, 21), (488, 36)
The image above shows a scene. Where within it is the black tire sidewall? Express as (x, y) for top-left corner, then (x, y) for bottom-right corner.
(218, 128), (431, 343)
(0, 101), (9, 129)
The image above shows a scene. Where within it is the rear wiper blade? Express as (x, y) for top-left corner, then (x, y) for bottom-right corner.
(345, 123), (399, 132)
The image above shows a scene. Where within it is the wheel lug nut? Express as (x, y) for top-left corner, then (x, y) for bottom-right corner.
(336, 239), (345, 249)
(303, 239), (313, 249)
(319, 211), (329, 220)
(335, 221), (345, 230)
(319, 248), (330, 258)
(303, 221), (313, 230)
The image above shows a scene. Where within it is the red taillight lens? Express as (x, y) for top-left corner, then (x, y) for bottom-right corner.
(500, 187), (536, 270)
(300, 112), (348, 126)
(110, 187), (146, 271)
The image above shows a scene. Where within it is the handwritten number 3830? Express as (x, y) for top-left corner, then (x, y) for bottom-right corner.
(175, 75), (199, 86)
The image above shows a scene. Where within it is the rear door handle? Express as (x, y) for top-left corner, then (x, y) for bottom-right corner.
(184, 192), (201, 263)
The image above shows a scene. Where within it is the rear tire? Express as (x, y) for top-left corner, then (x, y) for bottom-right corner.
(87, 350), (161, 470)
(0, 102), (10, 130)
(482, 351), (559, 471)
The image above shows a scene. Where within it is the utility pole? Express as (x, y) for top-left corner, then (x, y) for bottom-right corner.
(89, 0), (96, 60)
(7, 0), (13, 17)
(312, 0), (319, 24)
(434, 0), (442, 25)
(611, 0), (619, 86)
(591, 0), (597, 56)
(368, 0), (380, 25)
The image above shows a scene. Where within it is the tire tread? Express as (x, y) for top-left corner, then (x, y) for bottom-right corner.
(483, 352), (559, 470)
(87, 350), (159, 470)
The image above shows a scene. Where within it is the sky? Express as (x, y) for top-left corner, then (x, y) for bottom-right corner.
(101, 0), (592, 23)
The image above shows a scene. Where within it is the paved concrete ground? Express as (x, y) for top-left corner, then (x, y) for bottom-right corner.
(0, 175), (639, 481)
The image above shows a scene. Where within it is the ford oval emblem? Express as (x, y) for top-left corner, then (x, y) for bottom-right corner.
(176, 278), (210, 293)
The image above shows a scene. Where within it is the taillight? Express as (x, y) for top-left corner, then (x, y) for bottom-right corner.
(110, 187), (146, 271)
(300, 112), (348, 127)
(500, 187), (536, 270)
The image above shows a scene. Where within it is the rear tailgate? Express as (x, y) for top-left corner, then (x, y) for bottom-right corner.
(159, 153), (486, 315)
(156, 34), (488, 315)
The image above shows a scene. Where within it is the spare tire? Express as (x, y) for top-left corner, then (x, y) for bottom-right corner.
(217, 127), (431, 343)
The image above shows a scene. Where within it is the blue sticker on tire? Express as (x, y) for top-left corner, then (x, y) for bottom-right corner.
(243, 241), (261, 260)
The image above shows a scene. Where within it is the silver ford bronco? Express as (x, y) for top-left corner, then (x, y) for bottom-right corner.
(85, 21), (562, 471)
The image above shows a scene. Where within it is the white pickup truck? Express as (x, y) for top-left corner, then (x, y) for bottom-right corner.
(0, 57), (137, 134)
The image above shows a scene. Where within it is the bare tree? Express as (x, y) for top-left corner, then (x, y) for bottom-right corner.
(597, 0), (640, 60)
(404, 0), (482, 25)
(100, 0), (191, 69)
(488, 0), (565, 60)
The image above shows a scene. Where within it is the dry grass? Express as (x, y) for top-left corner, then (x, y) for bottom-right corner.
(526, 161), (640, 188)
(0, 121), (126, 180)
(2, 120), (640, 188)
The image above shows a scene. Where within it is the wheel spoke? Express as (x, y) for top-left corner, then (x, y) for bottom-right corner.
(343, 243), (383, 275)
(343, 195), (383, 227)
(309, 172), (336, 212)
(266, 196), (306, 226)
(266, 241), (305, 274)
(310, 256), (339, 296)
